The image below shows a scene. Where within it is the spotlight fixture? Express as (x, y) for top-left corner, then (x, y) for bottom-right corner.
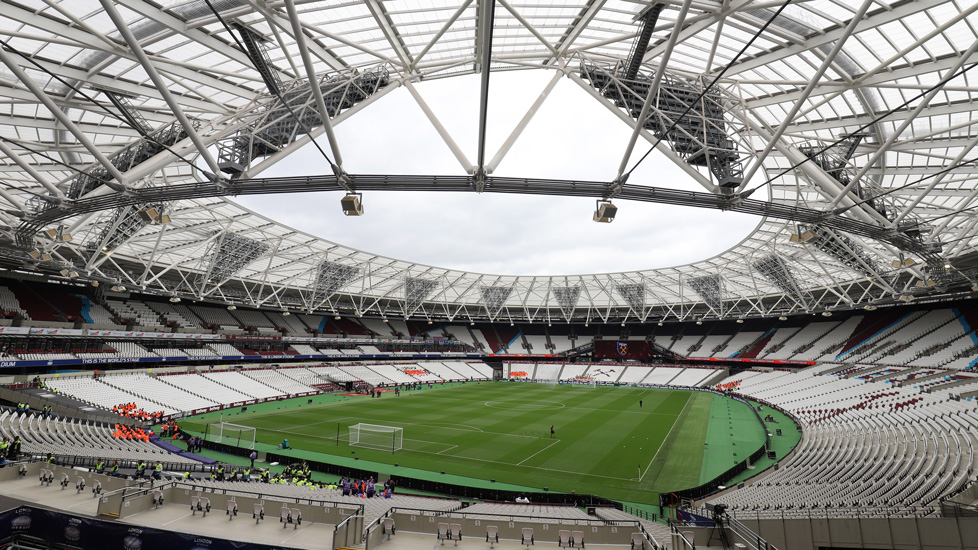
(137, 206), (170, 225)
(891, 257), (916, 268)
(944, 263), (952, 269)
(44, 228), (72, 242)
(899, 294), (916, 302)
(695, 320), (702, 325)
(382, 318), (388, 323)
(863, 304), (877, 311)
(789, 229), (818, 243)
(340, 192), (364, 216)
(821, 311), (832, 317)
(657, 322), (663, 326)
(227, 305), (237, 310)
(592, 199), (617, 223)
(91, 281), (100, 288)
(915, 280), (936, 288)
(59, 269), (77, 278)
(110, 284), (125, 292)
(169, 296), (181, 303)
(335, 316), (341, 320)
(736, 319), (744, 323)
(282, 310), (290, 316)
(778, 316), (788, 321)
(620, 322), (625, 327)
(973, 284), (978, 292)
(28, 249), (52, 261)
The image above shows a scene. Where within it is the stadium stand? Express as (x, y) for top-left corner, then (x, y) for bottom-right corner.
(243, 369), (318, 395)
(707, 367), (978, 515)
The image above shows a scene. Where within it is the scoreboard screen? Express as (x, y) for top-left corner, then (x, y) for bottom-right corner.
(594, 340), (655, 360)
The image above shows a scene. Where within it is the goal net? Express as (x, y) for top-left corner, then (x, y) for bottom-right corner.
(214, 422), (257, 450)
(349, 423), (403, 452)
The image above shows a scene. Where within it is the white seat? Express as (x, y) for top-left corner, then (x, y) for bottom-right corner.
(450, 523), (461, 545)
(487, 525), (498, 548)
(383, 517), (395, 540)
(558, 529), (571, 548)
(437, 522), (449, 544)
(522, 527), (534, 547)
(253, 502), (264, 523)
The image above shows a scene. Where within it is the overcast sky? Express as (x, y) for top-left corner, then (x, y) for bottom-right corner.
(235, 70), (760, 276)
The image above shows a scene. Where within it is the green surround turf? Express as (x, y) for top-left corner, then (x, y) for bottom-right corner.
(177, 382), (788, 505)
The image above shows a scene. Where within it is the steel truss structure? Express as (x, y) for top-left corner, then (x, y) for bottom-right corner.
(0, 0), (977, 325)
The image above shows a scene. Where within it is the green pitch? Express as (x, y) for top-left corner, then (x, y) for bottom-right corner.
(182, 383), (767, 504)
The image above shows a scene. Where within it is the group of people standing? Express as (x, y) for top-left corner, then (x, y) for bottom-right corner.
(340, 476), (394, 499)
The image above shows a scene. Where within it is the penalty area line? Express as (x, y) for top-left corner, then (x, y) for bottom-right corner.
(517, 439), (560, 466)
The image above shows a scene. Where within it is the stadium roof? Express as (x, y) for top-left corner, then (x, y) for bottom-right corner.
(1, 0), (977, 323)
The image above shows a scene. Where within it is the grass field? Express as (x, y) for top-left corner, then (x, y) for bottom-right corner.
(180, 382), (768, 504)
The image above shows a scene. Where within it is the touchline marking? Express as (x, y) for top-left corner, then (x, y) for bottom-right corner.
(639, 392), (692, 482)
(436, 445), (458, 455)
(517, 439), (561, 466)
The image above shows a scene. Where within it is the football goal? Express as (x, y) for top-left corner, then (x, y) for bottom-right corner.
(349, 423), (403, 453)
(212, 422), (257, 450)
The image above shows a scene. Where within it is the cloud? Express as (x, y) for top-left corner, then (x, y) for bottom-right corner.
(235, 71), (759, 275)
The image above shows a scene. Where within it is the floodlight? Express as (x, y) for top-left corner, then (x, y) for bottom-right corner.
(169, 296), (181, 303)
(44, 228), (71, 241)
(282, 310), (290, 316)
(736, 319), (744, 323)
(341, 193), (364, 216)
(227, 305), (237, 310)
(778, 316), (788, 321)
(891, 258), (916, 268)
(593, 200), (617, 223)
(382, 319), (388, 323)
(821, 311), (832, 316)
(899, 294), (915, 302)
(110, 285), (125, 292)
(695, 320), (702, 325)
(59, 269), (77, 278)
(91, 281), (100, 288)
(138, 207), (170, 225)
(334, 316), (341, 320)
(789, 229), (818, 243)
(863, 305), (877, 311)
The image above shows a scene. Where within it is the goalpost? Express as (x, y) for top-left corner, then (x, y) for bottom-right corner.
(349, 423), (403, 453)
(213, 422), (257, 450)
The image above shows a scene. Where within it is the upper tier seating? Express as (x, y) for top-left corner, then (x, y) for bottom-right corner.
(191, 306), (240, 329)
(146, 302), (202, 328)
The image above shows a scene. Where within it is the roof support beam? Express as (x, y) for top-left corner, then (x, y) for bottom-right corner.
(403, 79), (475, 174)
(0, 46), (128, 192)
(282, 0), (346, 176)
(487, 69), (561, 173)
(0, 139), (64, 203)
(474, 0), (497, 184)
(739, 0), (873, 191)
(566, 70), (715, 192)
(827, 39), (978, 212)
(99, 0), (224, 182)
(616, 0), (692, 182)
